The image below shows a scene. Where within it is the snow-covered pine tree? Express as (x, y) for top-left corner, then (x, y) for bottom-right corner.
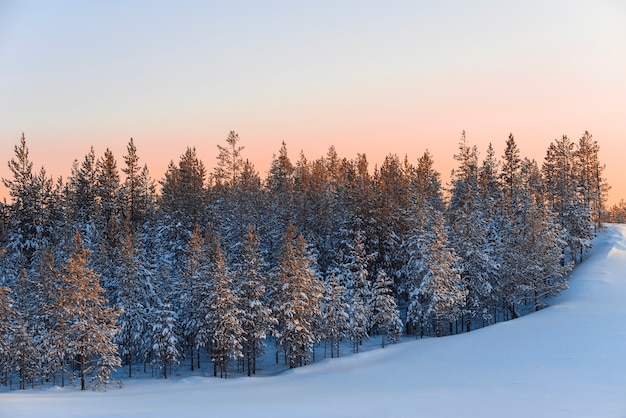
(370, 270), (403, 348)
(320, 274), (350, 358)
(575, 131), (609, 229)
(542, 135), (594, 264)
(349, 292), (369, 353)
(274, 223), (324, 368)
(151, 300), (179, 379)
(340, 230), (375, 340)
(446, 136), (496, 332)
(203, 234), (243, 378)
(179, 223), (210, 371)
(0, 286), (16, 386)
(115, 225), (156, 378)
(235, 225), (274, 376)
(2, 134), (57, 268)
(57, 231), (120, 390)
(500, 159), (572, 317)
(11, 321), (39, 389)
(409, 211), (466, 337)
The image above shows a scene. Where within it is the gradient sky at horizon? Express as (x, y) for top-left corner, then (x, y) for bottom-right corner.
(1, 1), (625, 204)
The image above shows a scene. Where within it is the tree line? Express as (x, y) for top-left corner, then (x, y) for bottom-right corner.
(0, 130), (608, 389)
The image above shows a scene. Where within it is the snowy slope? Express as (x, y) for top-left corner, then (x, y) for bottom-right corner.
(3, 225), (626, 418)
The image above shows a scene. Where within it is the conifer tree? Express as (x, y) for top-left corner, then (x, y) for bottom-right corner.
(151, 300), (179, 379)
(320, 274), (350, 358)
(543, 135), (594, 263)
(370, 271), (403, 347)
(214, 130), (245, 188)
(235, 225), (274, 376)
(115, 225), (156, 378)
(408, 212), (466, 337)
(179, 224), (210, 371)
(575, 131), (609, 228)
(203, 234), (243, 378)
(0, 286), (16, 386)
(57, 231), (120, 390)
(274, 223), (324, 368)
(447, 137), (496, 331)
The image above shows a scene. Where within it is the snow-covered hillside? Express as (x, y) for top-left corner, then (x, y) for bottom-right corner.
(3, 225), (626, 418)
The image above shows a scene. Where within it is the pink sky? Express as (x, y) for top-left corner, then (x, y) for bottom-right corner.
(1, 1), (625, 205)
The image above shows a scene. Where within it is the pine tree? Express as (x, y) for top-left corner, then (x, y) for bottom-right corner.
(151, 300), (179, 379)
(179, 224), (210, 371)
(543, 135), (594, 263)
(370, 271), (403, 347)
(235, 225), (274, 376)
(57, 231), (120, 390)
(11, 321), (39, 389)
(575, 131), (609, 228)
(501, 133), (521, 215)
(203, 234), (243, 378)
(121, 138), (153, 229)
(2, 134), (56, 267)
(446, 137), (495, 331)
(115, 225), (156, 378)
(274, 223), (324, 368)
(408, 212), (466, 337)
(349, 292), (369, 353)
(340, 230), (375, 346)
(214, 130), (245, 188)
(0, 286), (16, 386)
(320, 274), (350, 358)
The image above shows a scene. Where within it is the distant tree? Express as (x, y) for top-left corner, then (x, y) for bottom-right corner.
(214, 131), (245, 188)
(575, 131), (609, 228)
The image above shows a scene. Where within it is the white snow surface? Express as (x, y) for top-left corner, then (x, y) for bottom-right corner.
(3, 225), (626, 418)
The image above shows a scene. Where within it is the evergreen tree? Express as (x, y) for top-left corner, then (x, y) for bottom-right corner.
(446, 137), (495, 331)
(408, 212), (466, 337)
(11, 322), (38, 389)
(214, 130), (245, 188)
(179, 224), (210, 371)
(0, 286), (16, 386)
(340, 230), (375, 342)
(2, 134), (56, 267)
(320, 274), (350, 358)
(370, 270), (403, 347)
(204, 234), (243, 378)
(274, 223), (324, 368)
(543, 135), (594, 263)
(151, 300), (179, 379)
(115, 226), (156, 378)
(575, 131), (609, 228)
(56, 231), (120, 390)
(121, 138), (153, 229)
(235, 225), (274, 376)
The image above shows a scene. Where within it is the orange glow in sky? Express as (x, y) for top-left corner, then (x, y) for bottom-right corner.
(1, 1), (625, 205)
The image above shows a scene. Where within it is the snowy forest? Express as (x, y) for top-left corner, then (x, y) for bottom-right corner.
(0, 130), (609, 390)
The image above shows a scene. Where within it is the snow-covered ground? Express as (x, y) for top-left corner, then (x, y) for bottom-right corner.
(3, 225), (626, 418)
